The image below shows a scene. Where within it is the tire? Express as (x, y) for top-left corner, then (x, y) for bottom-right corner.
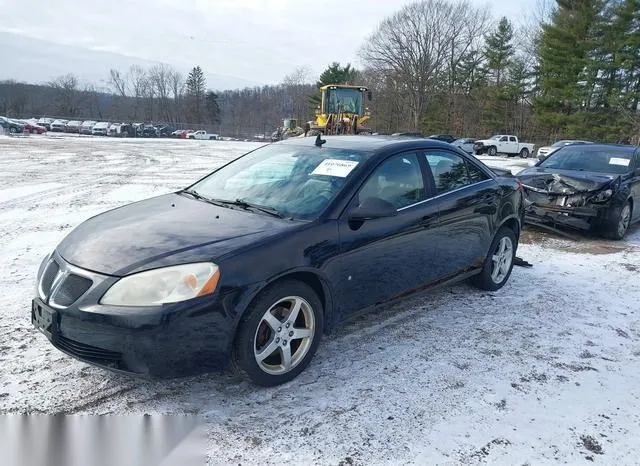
(605, 201), (632, 240)
(9, 127), (17, 134)
(471, 226), (517, 291)
(231, 280), (323, 386)
(519, 148), (530, 159)
(487, 146), (497, 157)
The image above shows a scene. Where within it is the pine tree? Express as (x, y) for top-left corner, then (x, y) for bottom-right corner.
(484, 17), (514, 87)
(317, 62), (359, 87)
(185, 66), (206, 123)
(482, 18), (516, 132)
(535, 0), (606, 138)
(310, 62), (359, 108)
(205, 90), (221, 124)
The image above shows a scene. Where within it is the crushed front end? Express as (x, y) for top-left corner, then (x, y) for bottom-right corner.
(520, 172), (621, 233)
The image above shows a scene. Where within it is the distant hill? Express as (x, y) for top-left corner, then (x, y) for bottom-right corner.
(0, 31), (261, 91)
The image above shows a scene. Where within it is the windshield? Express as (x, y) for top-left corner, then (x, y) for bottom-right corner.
(326, 88), (364, 114)
(489, 135), (502, 140)
(189, 144), (368, 219)
(540, 146), (634, 175)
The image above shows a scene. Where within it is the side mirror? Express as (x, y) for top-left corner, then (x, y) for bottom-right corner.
(367, 90), (372, 101)
(348, 197), (397, 221)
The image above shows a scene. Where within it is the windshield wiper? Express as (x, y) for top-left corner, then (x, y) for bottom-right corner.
(181, 191), (286, 218)
(180, 189), (229, 208)
(230, 199), (285, 219)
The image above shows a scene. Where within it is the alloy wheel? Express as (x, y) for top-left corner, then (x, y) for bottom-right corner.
(490, 236), (513, 284)
(618, 204), (631, 238)
(253, 296), (315, 375)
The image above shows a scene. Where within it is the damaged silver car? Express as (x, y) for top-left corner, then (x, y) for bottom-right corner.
(518, 144), (640, 239)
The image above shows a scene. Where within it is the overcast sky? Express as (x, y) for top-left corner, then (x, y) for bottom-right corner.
(0, 0), (538, 89)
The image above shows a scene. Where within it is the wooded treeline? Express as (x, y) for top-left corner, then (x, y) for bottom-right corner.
(1, 0), (639, 143)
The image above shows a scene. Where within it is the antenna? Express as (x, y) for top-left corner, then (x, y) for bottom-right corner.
(315, 133), (326, 147)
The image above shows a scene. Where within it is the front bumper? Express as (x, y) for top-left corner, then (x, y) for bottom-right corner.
(32, 255), (236, 378)
(32, 296), (233, 377)
(523, 195), (616, 232)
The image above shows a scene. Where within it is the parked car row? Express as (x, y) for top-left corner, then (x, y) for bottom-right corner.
(4, 116), (219, 140)
(1, 116), (47, 134)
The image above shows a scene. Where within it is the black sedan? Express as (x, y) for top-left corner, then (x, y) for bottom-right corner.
(32, 136), (524, 386)
(519, 144), (640, 239)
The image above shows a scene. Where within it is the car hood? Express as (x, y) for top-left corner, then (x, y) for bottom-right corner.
(518, 167), (618, 195)
(57, 193), (298, 276)
(537, 146), (556, 153)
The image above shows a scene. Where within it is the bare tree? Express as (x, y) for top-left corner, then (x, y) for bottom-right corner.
(359, 0), (489, 130)
(129, 65), (148, 120)
(282, 66), (313, 87)
(109, 69), (129, 98)
(168, 69), (185, 123)
(48, 74), (80, 117)
(149, 64), (173, 122)
(282, 66), (313, 123)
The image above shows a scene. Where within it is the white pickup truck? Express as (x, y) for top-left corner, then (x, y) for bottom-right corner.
(473, 135), (535, 158)
(189, 130), (219, 140)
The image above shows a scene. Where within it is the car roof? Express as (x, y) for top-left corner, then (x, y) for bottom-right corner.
(560, 143), (636, 153)
(276, 135), (456, 155)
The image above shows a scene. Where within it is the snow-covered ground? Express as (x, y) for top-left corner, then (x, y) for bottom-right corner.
(1, 135), (640, 465)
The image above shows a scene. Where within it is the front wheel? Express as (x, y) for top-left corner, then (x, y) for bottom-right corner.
(231, 280), (323, 386)
(519, 148), (530, 159)
(605, 201), (632, 240)
(471, 227), (517, 291)
(487, 146), (497, 156)
(9, 127), (17, 134)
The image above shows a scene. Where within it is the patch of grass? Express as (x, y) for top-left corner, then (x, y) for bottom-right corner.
(579, 350), (595, 359)
(580, 435), (604, 455)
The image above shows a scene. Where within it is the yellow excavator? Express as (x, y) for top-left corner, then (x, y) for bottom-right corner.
(305, 84), (372, 136)
(271, 118), (304, 141)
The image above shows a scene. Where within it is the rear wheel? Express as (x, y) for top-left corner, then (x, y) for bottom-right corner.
(231, 280), (323, 386)
(9, 127), (17, 134)
(487, 146), (497, 156)
(605, 201), (631, 240)
(471, 227), (517, 291)
(519, 148), (530, 158)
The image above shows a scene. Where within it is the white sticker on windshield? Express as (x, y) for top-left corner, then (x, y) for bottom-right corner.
(311, 159), (359, 177)
(609, 157), (630, 166)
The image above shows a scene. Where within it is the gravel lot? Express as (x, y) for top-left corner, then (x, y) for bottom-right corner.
(1, 135), (640, 465)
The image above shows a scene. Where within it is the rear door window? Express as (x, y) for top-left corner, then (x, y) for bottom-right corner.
(424, 151), (488, 194)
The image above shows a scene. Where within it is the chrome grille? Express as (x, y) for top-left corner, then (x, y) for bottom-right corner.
(39, 260), (60, 297)
(39, 258), (94, 309)
(51, 274), (93, 307)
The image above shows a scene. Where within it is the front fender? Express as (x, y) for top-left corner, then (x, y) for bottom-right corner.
(228, 266), (336, 338)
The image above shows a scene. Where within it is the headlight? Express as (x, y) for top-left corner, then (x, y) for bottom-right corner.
(36, 252), (52, 281)
(100, 262), (220, 306)
(592, 189), (613, 203)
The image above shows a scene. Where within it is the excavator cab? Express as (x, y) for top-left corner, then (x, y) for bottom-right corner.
(307, 84), (372, 136)
(283, 118), (298, 131)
